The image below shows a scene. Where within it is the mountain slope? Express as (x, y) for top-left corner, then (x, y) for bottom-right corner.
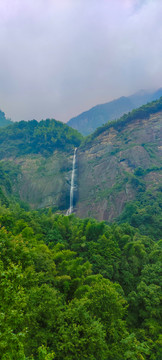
(0, 119), (83, 210)
(0, 99), (161, 224)
(75, 98), (162, 222)
(0, 118), (83, 158)
(68, 88), (162, 135)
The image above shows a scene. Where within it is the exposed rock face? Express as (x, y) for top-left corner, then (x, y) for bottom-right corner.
(17, 152), (71, 209)
(0, 106), (161, 220)
(1, 151), (74, 210)
(0, 118), (83, 210)
(75, 112), (162, 221)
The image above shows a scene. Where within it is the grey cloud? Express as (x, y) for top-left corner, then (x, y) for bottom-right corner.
(0, 0), (162, 122)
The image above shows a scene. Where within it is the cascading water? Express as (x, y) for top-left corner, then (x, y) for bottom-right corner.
(67, 148), (77, 215)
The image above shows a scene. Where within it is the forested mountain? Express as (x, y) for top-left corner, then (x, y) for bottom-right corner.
(0, 97), (161, 360)
(0, 119), (83, 210)
(76, 98), (162, 229)
(0, 109), (12, 127)
(0, 118), (83, 158)
(0, 99), (162, 224)
(67, 88), (162, 135)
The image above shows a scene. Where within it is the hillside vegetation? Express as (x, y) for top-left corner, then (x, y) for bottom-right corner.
(0, 96), (161, 360)
(83, 96), (162, 144)
(0, 109), (12, 128)
(0, 98), (161, 221)
(76, 98), (162, 221)
(0, 119), (83, 210)
(0, 202), (161, 360)
(0, 118), (83, 158)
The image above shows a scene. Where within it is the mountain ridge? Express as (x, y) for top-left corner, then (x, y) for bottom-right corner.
(0, 118), (83, 158)
(0, 98), (161, 225)
(68, 88), (162, 135)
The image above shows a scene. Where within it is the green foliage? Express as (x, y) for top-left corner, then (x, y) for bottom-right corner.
(0, 260), (27, 360)
(0, 95), (161, 360)
(0, 119), (83, 158)
(0, 161), (22, 207)
(56, 298), (108, 360)
(0, 109), (12, 128)
(119, 189), (162, 240)
(0, 203), (161, 359)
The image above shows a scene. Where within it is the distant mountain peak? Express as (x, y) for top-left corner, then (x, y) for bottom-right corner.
(67, 88), (162, 136)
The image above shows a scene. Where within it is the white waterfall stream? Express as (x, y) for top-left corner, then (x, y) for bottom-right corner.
(67, 148), (77, 215)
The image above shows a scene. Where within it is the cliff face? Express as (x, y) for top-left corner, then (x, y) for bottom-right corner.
(0, 118), (82, 210)
(76, 112), (162, 221)
(0, 103), (161, 220)
(0, 151), (75, 210)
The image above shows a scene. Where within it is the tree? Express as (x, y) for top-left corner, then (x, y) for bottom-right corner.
(0, 261), (27, 360)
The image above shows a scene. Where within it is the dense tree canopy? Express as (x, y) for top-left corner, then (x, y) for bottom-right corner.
(0, 202), (161, 359)
(0, 109), (12, 128)
(0, 119), (83, 158)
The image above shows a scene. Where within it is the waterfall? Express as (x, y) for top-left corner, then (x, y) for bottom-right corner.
(67, 148), (77, 215)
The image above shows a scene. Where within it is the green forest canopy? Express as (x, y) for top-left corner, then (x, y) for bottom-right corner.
(0, 109), (12, 127)
(0, 201), (161, 360)
(0, 118), (83, 158)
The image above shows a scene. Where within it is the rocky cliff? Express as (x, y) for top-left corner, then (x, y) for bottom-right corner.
(0, 100), (161, 221)
(0, 118), (82, 210)
(75, 109), (162, 221)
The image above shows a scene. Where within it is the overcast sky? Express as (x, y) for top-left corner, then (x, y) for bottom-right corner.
(0, 0), (162, 122)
